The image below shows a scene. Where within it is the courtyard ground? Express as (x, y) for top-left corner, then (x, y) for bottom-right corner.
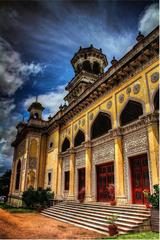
(0, 208), (159, 239)
(0, 208), (106, 239)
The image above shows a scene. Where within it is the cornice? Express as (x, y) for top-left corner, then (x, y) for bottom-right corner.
(12, 27), (159, 147)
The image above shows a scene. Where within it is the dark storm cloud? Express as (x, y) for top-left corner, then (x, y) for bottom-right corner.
(0, 0), (158, 175)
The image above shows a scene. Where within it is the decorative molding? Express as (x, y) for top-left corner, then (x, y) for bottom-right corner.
(151, 72), (159, 83)
(119, 94), (124, 103)
(126, 87), (131, 95)
(107, 101), (112, 109)
(133, 83), (140, 94)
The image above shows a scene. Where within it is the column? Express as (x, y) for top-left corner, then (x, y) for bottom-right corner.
(114, 129), (126, 204)
(68, 149), (75, 200)
(147, 117), (159, 186)
(85, 141), (92, 202)
(57, 155), (63, 199)
(9, 159), (16, 195)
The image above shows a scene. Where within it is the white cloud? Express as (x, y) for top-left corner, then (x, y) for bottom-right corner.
(138, 3), (159, 35)
(0, 37), (44, 96)
(24, 85), (67, 119)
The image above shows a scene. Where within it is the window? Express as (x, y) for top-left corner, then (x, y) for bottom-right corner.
(34, 112), (39, 119)
(154, 89), (159, 111)
(74, 130), (85, 147)
(120, 100), (143, 126)
(93, 62), (100, 74)
(48, 172), (52, 185)
(91, 112), (112, 139)
(64, 171), (70, 190)
(15, 160), (21, 190)
(83, 60), (92, 73)
(49, 142), (53, 149)
(62, 138), (70, 152)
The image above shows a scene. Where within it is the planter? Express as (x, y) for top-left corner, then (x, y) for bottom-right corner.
(108, 224), (118, 236)
(110, 200), (116, 206)
(150, 208), (159, 232)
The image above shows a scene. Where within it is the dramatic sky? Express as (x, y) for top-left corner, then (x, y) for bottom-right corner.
(0, 0), (159, 175)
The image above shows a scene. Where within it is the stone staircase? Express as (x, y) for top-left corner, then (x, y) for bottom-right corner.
(41, 201), (151, 235)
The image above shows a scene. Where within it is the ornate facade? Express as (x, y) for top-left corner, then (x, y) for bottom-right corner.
(9, 27), (159, 206)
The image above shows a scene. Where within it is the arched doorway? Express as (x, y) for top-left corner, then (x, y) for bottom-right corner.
(154, 89), (159, 111)
(91, 112), (112, 139)
(62, 138), (70, 152)
(15, 160), (21, 190)
(74, 130), (85, 147)
(120, 100), (143, 126)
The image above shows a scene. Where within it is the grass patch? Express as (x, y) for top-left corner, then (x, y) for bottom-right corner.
(101, 231), (159, 239)
(0, 201), (36, 213)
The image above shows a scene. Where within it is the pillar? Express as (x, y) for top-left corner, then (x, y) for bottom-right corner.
(114, 130), (126, 204)
(68, 149), (75, 200)
(147, 123), (159, 186)
(57, 155), (63, 199)
(85, 141), (92, 202)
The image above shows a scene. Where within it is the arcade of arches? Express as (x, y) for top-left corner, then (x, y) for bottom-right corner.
(9, 28), (159, 207)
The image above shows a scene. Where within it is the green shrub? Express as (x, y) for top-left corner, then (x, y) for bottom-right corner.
(144, 184), (159, 209)
(22, 187), (54, 209)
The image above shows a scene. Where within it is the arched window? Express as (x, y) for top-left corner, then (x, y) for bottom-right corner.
(83, 61), (92, 72)
(91, 112), (112, 139)
(120, 100), (143, 126)
(15, 160), (21, 190)
(93, 62), (100, 74)
(154, 90), (159, 111)
(77, 64), (82, 73)
(74, 130), (85, 147)
(62, 138), (70, 152)
(34, 112), (39, 119)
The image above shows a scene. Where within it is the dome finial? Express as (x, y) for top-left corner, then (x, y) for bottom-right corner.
(111, 56), (118, 65)
(136, 31), (144, 42)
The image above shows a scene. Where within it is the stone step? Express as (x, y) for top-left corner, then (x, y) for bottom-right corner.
(41, 202), (150, 235)
(41, 211), (133, 234)
(44, 208), (142, 228)
(46, 206), (145, 223)
(41, 212), (110, 235)
(60, 202), (150, 214)
(53, 203), (150, 218)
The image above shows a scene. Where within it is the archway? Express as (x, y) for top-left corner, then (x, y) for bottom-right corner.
(62, 137), (70, 152)
(15, 160), (21, 190)
(91, 112), (112, 139)
(120, 100), (143, 126)
(74, 130), (85, 147)
(83, 61), (92, 72)
(93, 62), (100, 74)
(154, 89), (159, 111)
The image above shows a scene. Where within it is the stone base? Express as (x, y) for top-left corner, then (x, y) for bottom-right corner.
(67, 195), (75, 201)
(85, 195), (93, 202)
(8, 195), (23, 207)
(54, 195), (64, 200)
(116, 195), (127, 205)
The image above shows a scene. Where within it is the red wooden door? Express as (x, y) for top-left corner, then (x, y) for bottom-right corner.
(78, 168), (85, 200)
(130, 154), (150, 204)
(97, 162), (114, 202)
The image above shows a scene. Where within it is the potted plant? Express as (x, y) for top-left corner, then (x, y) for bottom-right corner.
(106, 214), (118, 236)
(79, 187), (85, 203)
(110, 199), (117, 206)
(108, 184), (116, 205)
(143, 184), (159, 232)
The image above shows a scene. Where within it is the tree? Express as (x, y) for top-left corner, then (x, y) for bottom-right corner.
(0, 170), (11, 197)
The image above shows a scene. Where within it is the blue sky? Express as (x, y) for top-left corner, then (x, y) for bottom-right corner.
(0, 0), (159, 175)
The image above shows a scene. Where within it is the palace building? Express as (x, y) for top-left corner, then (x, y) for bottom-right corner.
(9, 27), (159, 207)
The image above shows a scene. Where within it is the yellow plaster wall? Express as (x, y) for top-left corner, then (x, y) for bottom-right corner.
(44, 59), (159, 197)
(58, 59), (159, 144)
(45, 129), (59, 193)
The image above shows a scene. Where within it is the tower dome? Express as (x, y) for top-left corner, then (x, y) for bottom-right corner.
(71, 44), (108, 75)
(28, 98), (44, 120)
